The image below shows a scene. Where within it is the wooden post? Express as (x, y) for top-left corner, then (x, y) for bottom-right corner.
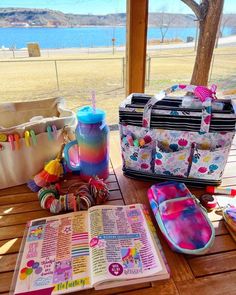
(27, 43), (41, 57)
(126, 0), (148, 95)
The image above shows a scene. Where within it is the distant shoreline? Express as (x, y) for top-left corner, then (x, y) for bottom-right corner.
(0, 25), (126, 28)
(0, 34), (234, 53)
(0, 26), (234, 51)
(0, 25), (197, 29)
(0, 8), (235, 30)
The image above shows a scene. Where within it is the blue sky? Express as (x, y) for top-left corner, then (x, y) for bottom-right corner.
(0, 0), (235, 14)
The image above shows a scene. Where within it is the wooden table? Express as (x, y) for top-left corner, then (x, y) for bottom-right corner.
(1, 131), (236, 295)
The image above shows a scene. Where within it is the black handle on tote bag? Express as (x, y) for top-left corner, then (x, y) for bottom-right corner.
(142, 84), (215, 133)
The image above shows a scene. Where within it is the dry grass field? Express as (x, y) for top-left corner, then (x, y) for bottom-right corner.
(0, 46), (235, 124)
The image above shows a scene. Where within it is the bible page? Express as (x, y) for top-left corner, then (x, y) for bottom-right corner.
(13, 211), (92, 295)
(88, 204), (164, 286)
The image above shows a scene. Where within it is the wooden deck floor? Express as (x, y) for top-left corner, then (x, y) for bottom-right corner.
(1, 131), (236, 295)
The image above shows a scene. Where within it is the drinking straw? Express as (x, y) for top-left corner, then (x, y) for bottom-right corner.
(91, 90), (96, 113)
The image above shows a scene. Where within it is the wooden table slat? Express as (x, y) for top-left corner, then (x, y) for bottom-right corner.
(0, 185), (31, 196)
(0, 253), (18, 273)
(105, 200), (125, 206)
(175, 271), (236, 295)
(106, 182), (120, 191)
(0, 192), (38, 205)
(0, 210), (52, 227)
(53, 284), (153, 295)
(212, 220), (228, 236)
(89, 282), (151, 295)
(188, 250), (236, 277)
(186, 235), (236, 257)
(0, 201), (41, 215)
(0, 238), (23, 255)
(121, 279), (178, 295)
(105, 174), (117, 183)
(0, 224), (26, 241)
(206, 235), (236, 254)
(108, 190), (123, 201)
(0, 272), (13, 293)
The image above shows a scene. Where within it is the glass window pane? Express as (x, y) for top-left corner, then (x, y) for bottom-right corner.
(0, 1), (126, 125)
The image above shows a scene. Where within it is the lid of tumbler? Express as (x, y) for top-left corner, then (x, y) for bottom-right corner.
(77, 106), (105, 124)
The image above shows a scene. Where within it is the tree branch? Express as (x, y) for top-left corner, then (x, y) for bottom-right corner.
(180, 0), (209, 21)
(199, 0), (209, 20)
(180, 0), (201, 20)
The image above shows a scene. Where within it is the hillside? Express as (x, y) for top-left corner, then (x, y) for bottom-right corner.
(0, 8), (235, 28)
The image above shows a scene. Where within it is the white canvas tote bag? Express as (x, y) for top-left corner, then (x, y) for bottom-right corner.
(0, 97), (76, 189)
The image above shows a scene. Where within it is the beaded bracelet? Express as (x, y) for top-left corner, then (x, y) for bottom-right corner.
(37, 177), (109, 214)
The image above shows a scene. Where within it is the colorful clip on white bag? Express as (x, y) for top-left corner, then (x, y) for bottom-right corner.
(0, 97), (76, 189)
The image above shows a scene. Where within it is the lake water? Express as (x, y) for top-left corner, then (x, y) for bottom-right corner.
(0, 26), (234, 49)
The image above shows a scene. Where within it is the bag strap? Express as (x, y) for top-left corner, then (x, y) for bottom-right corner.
(142, 84), (213, 133)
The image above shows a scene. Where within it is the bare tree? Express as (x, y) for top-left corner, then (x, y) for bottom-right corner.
(215, 10), (223, 48)
(220, 14), (234, 37)
(159, 13), (175, 43)
(181, 0), (224, 85)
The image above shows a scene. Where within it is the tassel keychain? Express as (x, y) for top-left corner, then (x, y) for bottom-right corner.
(28, 143), (65, 192)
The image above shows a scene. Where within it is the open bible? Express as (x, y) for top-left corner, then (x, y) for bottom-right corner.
(11, 204), (170, 295)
